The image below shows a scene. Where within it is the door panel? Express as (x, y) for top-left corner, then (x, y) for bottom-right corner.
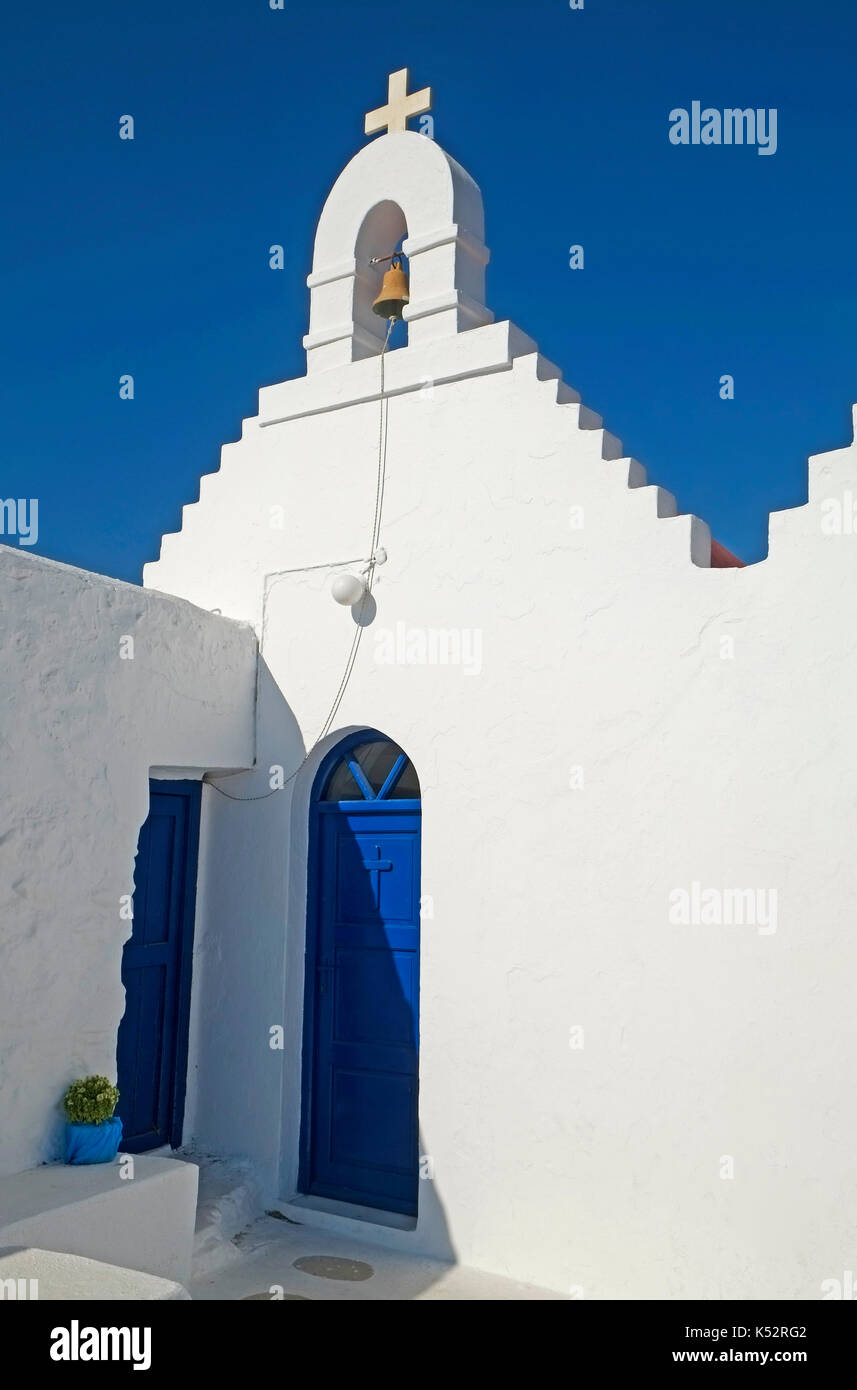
(116, 781), (200, 1153)
(306, 805), (421, 1214)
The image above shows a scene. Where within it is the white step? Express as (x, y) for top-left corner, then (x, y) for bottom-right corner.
(191, 1157), (266, 1280)
(0, 1246), (189, 1300)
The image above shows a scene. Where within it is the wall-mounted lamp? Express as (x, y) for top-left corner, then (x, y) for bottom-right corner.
(330, 547), (387, 607)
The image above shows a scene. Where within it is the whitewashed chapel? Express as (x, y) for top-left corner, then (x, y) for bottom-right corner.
(2, 70), (857, 1299)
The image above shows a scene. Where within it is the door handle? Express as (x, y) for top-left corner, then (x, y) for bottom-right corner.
(317, 963), (333, 995)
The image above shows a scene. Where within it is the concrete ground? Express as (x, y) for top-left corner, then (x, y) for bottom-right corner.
(188, 1208), (562, 1301)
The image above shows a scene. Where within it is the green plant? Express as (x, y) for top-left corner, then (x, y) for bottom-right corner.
(62, 1075), (119, 1126)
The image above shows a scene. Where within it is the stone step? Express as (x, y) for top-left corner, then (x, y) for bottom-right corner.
(191, 1157), (266, 1281)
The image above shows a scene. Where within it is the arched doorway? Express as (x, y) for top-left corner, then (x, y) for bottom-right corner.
(354, 199), (409, 355)
(299, 731), (421, 1216)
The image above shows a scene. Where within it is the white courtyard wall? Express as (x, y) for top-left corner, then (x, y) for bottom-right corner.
(0, 548), (256, 1180)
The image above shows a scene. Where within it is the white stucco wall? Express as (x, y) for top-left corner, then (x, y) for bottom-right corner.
(0, 548), (256, 1181)
(143, 131), (857, 1298)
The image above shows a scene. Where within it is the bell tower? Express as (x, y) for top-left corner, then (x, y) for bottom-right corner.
(303, 70), (493, 374)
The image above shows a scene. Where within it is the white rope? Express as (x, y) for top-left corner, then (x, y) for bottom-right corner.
(207, 317), (396, 802)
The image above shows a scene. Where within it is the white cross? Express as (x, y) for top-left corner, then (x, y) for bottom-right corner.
(364, 68), (432, 137)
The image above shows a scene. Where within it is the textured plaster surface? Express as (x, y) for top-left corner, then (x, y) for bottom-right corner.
(0, 548), (256, 1180)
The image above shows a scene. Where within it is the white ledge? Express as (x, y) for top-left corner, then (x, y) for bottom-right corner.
(306, 258), (359, 290)
(302, 321), (386, 353)
(403, 223), (490, 265)
(404, 288), (494, 325)
(259, 320), (537, 428)
(0, 1154), (198, 1285)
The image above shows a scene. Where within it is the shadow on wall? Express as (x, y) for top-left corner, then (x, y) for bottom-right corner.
(181, 657), (304, 1190)
(185, 660), (456, 1293)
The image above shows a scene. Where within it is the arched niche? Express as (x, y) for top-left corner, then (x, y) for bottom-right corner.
(353, 200), (409, 354)
(303, 132), (492, 373)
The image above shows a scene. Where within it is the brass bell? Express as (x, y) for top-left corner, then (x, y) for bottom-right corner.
(372, 254), (409, 320)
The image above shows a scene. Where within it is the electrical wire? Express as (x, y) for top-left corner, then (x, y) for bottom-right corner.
(205, 316), (396, 802)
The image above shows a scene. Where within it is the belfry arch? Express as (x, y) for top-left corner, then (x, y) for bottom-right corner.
(353, 200), (409, 353)
(303, 130), (493, 373)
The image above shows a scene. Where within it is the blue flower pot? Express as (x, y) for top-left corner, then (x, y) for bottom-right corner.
(65, 1116), (123, 1165)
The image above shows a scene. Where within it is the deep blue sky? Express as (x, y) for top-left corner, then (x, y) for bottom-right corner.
(2, 0), (855, 579)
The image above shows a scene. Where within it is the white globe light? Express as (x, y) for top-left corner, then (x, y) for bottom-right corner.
(331, 573), (366, 606)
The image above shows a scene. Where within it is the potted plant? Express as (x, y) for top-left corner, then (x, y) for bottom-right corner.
(62, 1075), (122, 1165)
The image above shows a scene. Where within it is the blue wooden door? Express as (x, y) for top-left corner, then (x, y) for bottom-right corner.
(116, 780), (201, 1153)
(301, 736), (421, 1216)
